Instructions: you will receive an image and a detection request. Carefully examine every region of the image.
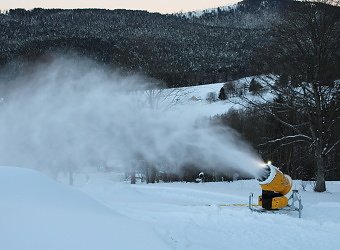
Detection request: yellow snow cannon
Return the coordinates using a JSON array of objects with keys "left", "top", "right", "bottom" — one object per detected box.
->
[
  {"left": 257, "top": 163, "right": 292, "bottom": 210},
  {"left": 249, "top": 162, "right": 303, "bottom": 218}
]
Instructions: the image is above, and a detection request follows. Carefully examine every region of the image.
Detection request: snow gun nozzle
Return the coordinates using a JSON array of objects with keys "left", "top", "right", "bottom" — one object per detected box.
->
[{"left": 257, "top": 163, "right": 271, "bottom": 183}]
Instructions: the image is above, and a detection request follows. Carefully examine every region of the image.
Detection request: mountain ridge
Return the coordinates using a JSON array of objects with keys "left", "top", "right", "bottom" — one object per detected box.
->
[{"left": 0, "top": 0, "right": 338, "bottom": 87}]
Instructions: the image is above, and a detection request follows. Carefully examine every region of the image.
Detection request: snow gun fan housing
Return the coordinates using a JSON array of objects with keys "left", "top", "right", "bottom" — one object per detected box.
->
[{"left": 257, "top": 164, "right": 292, "bottom": 210}]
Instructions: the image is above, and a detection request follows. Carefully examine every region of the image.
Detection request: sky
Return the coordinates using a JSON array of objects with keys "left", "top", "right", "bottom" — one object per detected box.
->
[{"left": 0, "top": 0, "right": 238, "bottom": 13}]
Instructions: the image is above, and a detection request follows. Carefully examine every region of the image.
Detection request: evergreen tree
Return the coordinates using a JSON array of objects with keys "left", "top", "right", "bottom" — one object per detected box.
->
[{"left": 218, "top": 87, "right": 226, "bottom": 100}]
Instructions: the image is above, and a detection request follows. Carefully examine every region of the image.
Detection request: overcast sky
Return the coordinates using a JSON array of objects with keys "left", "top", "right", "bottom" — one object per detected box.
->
[{"left": 0, "top": 0, "right": 238, "bottom": 13}]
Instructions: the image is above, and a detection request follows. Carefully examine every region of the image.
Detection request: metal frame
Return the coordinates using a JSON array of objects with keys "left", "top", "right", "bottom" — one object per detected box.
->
[{"left": 249, "top": 190, "right": 303, "bottom": 218}]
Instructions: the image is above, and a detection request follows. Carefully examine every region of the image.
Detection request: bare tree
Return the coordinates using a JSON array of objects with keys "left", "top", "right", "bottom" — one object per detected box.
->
[
  {"left": 144, "top": 86, "right": 190, "bottom": 111},
  {"left": 241, "top": 0, "right": 340, "bottom": 192}
]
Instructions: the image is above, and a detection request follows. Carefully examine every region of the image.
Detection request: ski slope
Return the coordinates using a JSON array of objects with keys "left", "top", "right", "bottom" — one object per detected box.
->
[
  {"left": 160, "top": 75, "right": 275, "bottom": 118},
  {"left": 0, "top": 166, "right": 169, "bottom": 250},
  {"left": 1, "top": 166, "right": 340, "bottom": 250}
]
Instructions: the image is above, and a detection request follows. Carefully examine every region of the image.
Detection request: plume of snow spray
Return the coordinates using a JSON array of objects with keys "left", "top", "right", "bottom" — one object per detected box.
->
[{"left": 0, "top": 56, "right": 265, "bottom": 178}]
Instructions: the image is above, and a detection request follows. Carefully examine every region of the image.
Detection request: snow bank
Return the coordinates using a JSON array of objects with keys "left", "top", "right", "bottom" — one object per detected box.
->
[{"left": 0, "top": 166, "right": 169, "bottom": 250}]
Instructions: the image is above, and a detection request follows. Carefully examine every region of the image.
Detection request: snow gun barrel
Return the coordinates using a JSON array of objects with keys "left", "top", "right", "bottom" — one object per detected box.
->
[{"left": 256, "top": 164, "right": 292, "bottom": 210}]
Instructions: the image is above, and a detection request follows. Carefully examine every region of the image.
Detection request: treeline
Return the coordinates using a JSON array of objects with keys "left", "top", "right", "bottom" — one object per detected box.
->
[
  {"left": 218, "top": 106, "right": 340, "bottom": 181},
  {"left": 0, "top": 1, "right": 318, "bottom": 87},
  {"left": 127, "top": 163, "right": 244, "bottom": 184}
]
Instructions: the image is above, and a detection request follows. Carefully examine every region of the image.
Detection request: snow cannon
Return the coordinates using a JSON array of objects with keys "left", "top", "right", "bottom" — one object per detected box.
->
[
  {"left": 256, "top": 163, "right": 292, "bottom": 210},
  {"left": 249, "top": 162, "right": 303, "bottom": 217}
]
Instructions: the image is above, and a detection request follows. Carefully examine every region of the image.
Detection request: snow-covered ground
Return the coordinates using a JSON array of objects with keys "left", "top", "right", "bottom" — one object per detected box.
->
[
  {"left": 0, "top": 167, "right": 169, "bottom": 250},
  {"left": 160, "top": 75, "right": 275, "bottom": 118},
  {"left": 171, "top": 82, "right": 233, "bottom": 117},
  {"left": 2, "top": 166, "right": 340, "bottom": 250}
]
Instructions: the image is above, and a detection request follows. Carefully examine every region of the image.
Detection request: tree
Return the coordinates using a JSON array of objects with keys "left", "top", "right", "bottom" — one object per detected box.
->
[
  {"left": 130, "top": 170, "right": 136, "bottom": 184},
  {"left": 206, "top": 92, "right": 218, "bottom": 103},
  {"left": 222, "top": 81, "right": 238, "bottom": 98},
  {"left": 218, "top": 87, "right": 226, "bottom": 100},
  {"left": 143, "top": 83, "right": 189, "bottom": 111},
  {"left": 246, "top": 0, "right": 340, "bottom": 192},
  {"left": 248, "top": 78, "right": 263, "bottom": 94}
]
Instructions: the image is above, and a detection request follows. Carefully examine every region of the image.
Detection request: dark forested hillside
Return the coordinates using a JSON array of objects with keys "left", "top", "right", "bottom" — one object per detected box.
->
[
  {"left": 0, "top": 0, "right": 339, "bottom": 86},
  {"left": 0, "top": 1, "right": 281, "bottom": 86}
]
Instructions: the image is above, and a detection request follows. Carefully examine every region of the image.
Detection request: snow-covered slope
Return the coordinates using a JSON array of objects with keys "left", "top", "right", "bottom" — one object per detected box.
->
[
  {"left": 181, "top": 2, "right": 238, "bottom": 18},
  {"left": 0, "top": 166, "right": 169, "bottom": 250},
  {"left": 77, "top": 172, "right": 340, "bottom": 250},
  {"left": 159, "top": 75, "right": 273, "bottom": 118},
  {"left": 2, "top": 167, "right": 340, "bottom": 250},
  {"left": 172, "top": 82, "right": 233, "bottom": 117}
]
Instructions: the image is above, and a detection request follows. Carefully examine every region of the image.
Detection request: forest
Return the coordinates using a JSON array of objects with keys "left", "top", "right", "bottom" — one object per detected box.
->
[{"left": 2, "top": 0, "right": 338, "bottom": 87}]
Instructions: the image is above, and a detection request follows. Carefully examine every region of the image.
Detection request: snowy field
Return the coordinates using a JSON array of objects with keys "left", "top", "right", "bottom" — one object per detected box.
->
[
  {"left": 161, "top": 75, "right": 275, "bottom": 118},
  {"left": 1, "top": 166, "right": 340, "bottom": 250},
  {"left": 174, "top": 82, "right": 232, "bottom": 117}
]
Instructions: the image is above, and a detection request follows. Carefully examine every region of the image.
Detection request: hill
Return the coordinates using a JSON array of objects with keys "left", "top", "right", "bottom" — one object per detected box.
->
[{"left": 1, "top": 0, "right": 338, "bottom": 87}]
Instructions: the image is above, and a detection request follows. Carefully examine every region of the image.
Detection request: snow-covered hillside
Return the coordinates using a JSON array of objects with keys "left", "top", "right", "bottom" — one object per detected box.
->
[
  {"left": 170, "top": 82, "right": 232, "bottom": 117},
  {"left": 180, "top": 2, "right": 238, "bottom": 18},
  {"left": 160, "top": 75, "right": 273, "bottom": 118},
  {"left": 0, "top": 166, "right": 169, "bottom": 250},
  {"left": 2, "top": 167, "right": 340, "bottom": 250}
]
